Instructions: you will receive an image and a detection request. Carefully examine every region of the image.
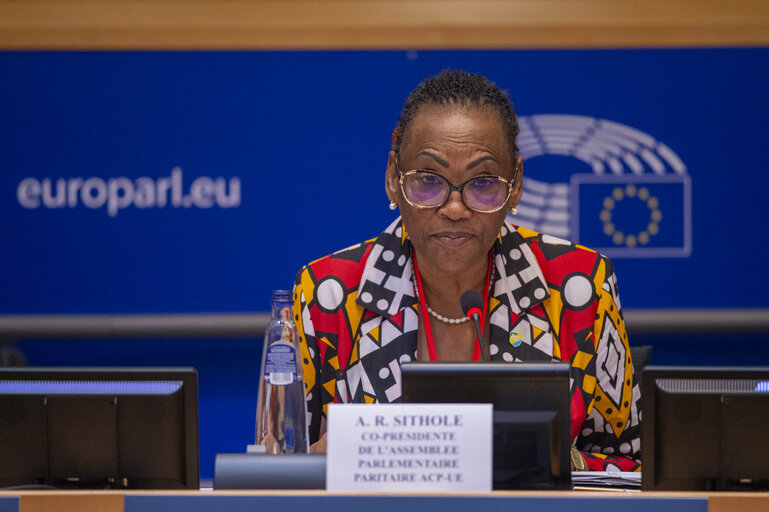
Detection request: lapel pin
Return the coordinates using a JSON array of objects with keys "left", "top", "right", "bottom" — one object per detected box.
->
[{"left": 509, "top": 331, "right": 523, "bottom": 347}]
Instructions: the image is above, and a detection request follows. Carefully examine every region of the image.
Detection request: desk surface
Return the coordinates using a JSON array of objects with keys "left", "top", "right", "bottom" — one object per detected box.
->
[{"left": 1, "top": 490, "right": 769, "bottom": 512}]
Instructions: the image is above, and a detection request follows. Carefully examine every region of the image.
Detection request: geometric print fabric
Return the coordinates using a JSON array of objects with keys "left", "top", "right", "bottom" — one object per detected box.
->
[{"left": 294, "top": 217, "right": 641, "bottom": 471}]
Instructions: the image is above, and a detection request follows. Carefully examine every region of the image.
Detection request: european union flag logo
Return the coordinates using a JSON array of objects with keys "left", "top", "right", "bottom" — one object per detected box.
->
[{"left": 570, "top": 174, "right": 691, "bottom": 258}]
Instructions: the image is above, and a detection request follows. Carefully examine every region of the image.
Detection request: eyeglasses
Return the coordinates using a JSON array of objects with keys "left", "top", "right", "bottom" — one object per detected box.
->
[{"left": 396, "top": 163, "right": 516, "bottom": 213}]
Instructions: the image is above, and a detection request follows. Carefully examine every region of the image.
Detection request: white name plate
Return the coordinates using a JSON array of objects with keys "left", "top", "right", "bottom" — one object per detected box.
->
[{"left": 326, "top": 403, "right": 492, "bottom": 492}]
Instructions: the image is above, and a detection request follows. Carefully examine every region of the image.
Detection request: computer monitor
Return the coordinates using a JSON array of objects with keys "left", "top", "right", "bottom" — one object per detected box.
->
[
  {"left": 0, "top": 367, "right": 199, "bottom": 489},
  {"left": 642, "top": 366, "right": 769, "bottom": 491},
  {"left": 400, "top": 362, "right": 571, "bottom": 490}
]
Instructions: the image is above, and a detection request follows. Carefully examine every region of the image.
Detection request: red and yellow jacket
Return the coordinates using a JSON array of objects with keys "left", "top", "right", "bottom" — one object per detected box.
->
[{"left": 293, "top": 217, "right": 641, "bottom": 471}]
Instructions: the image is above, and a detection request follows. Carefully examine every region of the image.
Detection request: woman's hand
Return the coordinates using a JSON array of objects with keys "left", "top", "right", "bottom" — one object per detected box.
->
[
  {"left": 310, "top": 433, "right": 327, "bottom": 453},
  {"left": 570, "top": 446, "right": 587, "bottom": 471}
]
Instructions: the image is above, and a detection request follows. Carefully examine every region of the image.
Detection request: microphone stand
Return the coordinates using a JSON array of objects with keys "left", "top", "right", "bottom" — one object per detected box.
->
[
  {"left": 461, "top": 289, "right": 489, "bottom": 362},
  {"left": 470, "top": 313, "right": 489, "bottom": 361}
]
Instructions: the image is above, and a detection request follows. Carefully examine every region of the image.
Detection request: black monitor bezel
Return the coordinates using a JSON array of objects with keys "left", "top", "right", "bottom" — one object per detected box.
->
[
  {"left": 642, "top": 365, "right": 769, "bottom": 491},
  {"left": 400, "top": 361, "right": 572, "bottom": 490},
  {"left": 0, "top": 366, "right": 199, "bottom": 490}
]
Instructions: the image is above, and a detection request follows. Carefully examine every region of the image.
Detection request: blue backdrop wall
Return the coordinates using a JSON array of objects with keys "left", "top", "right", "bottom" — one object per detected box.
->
[{"left": 2, "top": 49, "right": 768, "bottom": 479}]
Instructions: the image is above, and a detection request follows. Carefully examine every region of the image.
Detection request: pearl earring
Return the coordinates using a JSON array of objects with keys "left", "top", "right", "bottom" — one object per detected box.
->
[
  {"left": 511, "top": 207, "right": 518, "bottom": 215},
  {"left": 389, "top": 201, "right": 398, "bottom": 211}
]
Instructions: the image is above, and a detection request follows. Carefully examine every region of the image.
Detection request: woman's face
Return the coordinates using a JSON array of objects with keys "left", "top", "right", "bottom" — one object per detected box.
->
[{"left": 386, "top": 105, "right": 523, "bottom": 276}]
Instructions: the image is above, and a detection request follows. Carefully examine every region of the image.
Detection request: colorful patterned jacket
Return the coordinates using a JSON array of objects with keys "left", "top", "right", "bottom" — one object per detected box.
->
[{"left": 293, "top": 217, "right": 641, "bottom": 471}]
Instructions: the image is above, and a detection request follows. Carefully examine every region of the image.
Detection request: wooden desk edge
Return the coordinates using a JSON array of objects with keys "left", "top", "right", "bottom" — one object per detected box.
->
[{"left": 1, "top": 489, "right": 768, "bottom": 512}]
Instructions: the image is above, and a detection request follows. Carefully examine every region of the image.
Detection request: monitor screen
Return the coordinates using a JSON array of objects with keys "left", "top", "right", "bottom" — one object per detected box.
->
[
  {"left": 400, "top": 362, "right": 571, "bottom": 490},
  {"left": 642, "top": 366, "right": 769, "bottom": 491},
  {"left": 0, "top": 367, "right": 199, "bottom": 490}
]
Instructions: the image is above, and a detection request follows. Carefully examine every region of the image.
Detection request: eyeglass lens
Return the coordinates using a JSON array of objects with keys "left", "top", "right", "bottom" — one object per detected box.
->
[{"left": 402, "top": 172, "right": 509, "bottom": 212}]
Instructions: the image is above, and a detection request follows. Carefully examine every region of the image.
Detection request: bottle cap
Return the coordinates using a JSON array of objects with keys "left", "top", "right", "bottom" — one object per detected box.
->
[{"left": 271, "top": 289, "right": 292, "bottom": 303}]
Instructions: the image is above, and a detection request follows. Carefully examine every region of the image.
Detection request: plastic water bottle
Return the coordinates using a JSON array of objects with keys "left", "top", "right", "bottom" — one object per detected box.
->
[{"left": 254, "top": 289, "right": 309, "bottom": 454}]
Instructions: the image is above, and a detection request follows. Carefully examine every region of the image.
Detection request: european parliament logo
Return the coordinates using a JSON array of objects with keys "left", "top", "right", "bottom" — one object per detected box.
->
[{"left": 514, "top": 115, "right": 691, "bottom": 258}]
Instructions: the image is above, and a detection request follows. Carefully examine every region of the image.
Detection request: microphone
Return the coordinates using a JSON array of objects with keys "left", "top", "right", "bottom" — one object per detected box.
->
[{"left": 461, "top": 290, "right": 489, "bottom": 361}]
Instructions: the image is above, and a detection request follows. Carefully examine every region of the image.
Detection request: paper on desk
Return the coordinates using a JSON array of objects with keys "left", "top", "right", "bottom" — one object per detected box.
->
[{"left": 571, "top": 471, "right": 641, "bottom": 489}]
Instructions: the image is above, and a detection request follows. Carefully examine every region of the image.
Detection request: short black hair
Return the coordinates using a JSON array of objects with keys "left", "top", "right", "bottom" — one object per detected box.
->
[{"left": 394, "top": 69, "right": 520, "bottom": 160}]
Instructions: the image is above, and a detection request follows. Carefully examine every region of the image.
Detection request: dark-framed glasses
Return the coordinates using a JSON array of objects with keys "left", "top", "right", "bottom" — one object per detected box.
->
[{"left": 396, "top": 165, "right": 515, "bottom": 213}]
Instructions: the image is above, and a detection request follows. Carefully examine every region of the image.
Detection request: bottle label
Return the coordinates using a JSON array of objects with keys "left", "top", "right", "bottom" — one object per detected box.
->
[{"left": 264, "top": 343, "right": 297, "bottom": 385}]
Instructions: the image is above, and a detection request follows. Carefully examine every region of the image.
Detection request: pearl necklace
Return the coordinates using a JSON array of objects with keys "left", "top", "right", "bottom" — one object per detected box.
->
[
  {"left": 413, "top": 282, "right": 469, "bottom": 324},
  {"left": 411, "top": 266, "right": 494, "bottom": 325}
]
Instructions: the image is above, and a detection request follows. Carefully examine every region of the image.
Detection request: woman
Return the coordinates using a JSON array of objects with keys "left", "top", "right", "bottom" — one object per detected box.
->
[{"left": 292, "top": 70, "right": 640, "bottom": 471}]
